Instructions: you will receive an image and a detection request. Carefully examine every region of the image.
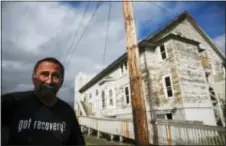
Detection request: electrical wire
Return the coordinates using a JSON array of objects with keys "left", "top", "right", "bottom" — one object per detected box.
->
[
  {"left": 149, "top": 2, "right": 177, "bottom": 17},
  {"left": 63, "top": 2, "right": 90, "bottom": 64},
  {"left": 64, "top": 2, "right": 102, "bottom": 69},
  {"left": 103, "top": 2, "right": 112, "bottom": 66},
  {"left": 47, "top": 4, "right": 72, "bottom": 55}
]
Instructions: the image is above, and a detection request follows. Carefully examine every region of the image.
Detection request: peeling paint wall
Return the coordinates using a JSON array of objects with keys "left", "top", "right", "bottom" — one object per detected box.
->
[
  {"left": 171, "top": 19, "right": 225, "bottom": 106},
  {"left": 143, "top": 39, "right": 185, "bottom": 121},
  {"left": 171, "top": 19, "right": 225, "bottom": 126},
  {"left": 173, "top": 40, "right": 211, "bottom": 107},
  {"left": 147, "top": 18, "right": 224, "bottom": 125},
  {"left": 155, "top": 19, "right": 225, "bottom": 106},
  {"left": 172, "top": 39, "right": 217, "bottom": 125}
]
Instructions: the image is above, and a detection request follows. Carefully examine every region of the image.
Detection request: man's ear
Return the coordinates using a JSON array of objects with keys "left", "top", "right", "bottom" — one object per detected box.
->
[
  {"left": 32, "top": 74, "right": 36, "bottom": 86},
  {"left": 59, "top": 79, "right": 64, "bottom": 88}
]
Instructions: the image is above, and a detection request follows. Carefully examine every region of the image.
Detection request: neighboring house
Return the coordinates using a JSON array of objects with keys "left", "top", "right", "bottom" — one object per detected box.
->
[
  {"left": 74, "top": 72, "right": 96, "bottom": 116},
  {"left": 75, "top": 11, "right": 225, "bottom": 126}
]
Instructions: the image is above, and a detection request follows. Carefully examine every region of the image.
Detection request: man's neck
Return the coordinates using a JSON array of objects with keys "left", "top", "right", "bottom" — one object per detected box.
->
[{"left": 34, "top": 90, "right": 58, "bottom": 107}]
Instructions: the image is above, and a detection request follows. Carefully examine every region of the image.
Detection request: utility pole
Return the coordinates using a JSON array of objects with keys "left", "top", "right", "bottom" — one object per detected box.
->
[{"left": 122, "top": 1, "right": 149, "bottom": 146}]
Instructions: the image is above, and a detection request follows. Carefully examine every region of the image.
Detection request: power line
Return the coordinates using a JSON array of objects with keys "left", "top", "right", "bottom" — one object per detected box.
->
[
  {"left": 63, "top": 2, "right": 90, "bottom": 64},
  {"left": 47, "top": 5, "right": 72, "bottom": 55},
  {"left": 103, "top": 2, "right": 112, "bottom": 66},
  {"left": 64, "top": 2, "right": 102, "bottom": 69},
  {"left": 149, "top": 2, "right": 178, "bottom": 17},
  {"left": 64, "top": 2, "right": 102, "bottom": 70}
]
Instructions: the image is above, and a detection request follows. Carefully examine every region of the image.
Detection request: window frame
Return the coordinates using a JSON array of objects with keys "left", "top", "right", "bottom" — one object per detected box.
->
[
  {"left": 159, "top": 44, "right": 168, "bottom": 60},
  {"left": 101, "top": 90, "right": 106, "bottom": 108},
  {"left": 162, "top": 74, "right": 174, "bottom": 98},
  {"left": 166, "top": 113, "right": 173, "bottom": 120},
  {"left": 108, "top": 89, "right": 114, "bottom": 106},
  {"left": 157, "top": 113, "right": 173, "bottom": 120},
  {"left": 124, "top": 86, "right": 131, "bottom": 105}
]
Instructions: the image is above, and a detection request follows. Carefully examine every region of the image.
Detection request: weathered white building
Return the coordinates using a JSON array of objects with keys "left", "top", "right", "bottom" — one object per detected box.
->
[{"left": 75, "top": 11, "right": 225, "bottom": 127}]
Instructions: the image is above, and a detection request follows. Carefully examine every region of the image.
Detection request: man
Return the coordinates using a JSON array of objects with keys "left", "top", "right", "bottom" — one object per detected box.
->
[{"left": 1, "top": 57, "right": 85, "bottom": 145}]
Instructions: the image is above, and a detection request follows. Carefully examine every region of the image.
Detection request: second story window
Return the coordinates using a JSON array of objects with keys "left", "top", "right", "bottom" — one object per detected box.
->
[
  {"left": 160, "top": 44, "right": 167, "bottom": 60},
  {"left": 164, "top": 76, "right": 173, "bottom": 98}
]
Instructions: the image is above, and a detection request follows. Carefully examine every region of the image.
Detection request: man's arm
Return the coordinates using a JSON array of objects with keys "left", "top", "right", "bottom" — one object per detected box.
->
[
  {"left": 1, "top": 93, "right": 15, "bottom": 145},
  {"left": 1, "top": 93, "right": 15, "bottom": 126},
  {"left": 67, "top": 112, "right": 85, "bottom": 145}
]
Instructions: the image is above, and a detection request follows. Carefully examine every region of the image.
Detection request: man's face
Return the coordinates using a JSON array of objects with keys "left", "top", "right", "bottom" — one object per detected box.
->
[{"left": 32, "top": 61, "right": 63, "bottom": 96}]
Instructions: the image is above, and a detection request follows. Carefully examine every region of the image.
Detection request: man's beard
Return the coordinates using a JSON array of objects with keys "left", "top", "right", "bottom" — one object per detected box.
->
[
  {"left": 35, "top": 82, "right": 58, "bottom": 102},
  {"left": 39, "top": 83, "right": 58, "bottom": 94}
]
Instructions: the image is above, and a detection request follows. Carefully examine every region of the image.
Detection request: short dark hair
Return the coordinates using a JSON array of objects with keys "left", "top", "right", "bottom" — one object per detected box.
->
[{"left": 33, "top": 57, "right": 65, "bottom": 78}]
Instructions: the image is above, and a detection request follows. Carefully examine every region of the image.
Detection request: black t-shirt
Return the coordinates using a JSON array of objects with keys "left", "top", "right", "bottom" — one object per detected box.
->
[{"left": 1, "top": 91, "right": 85, "bottom": 145}]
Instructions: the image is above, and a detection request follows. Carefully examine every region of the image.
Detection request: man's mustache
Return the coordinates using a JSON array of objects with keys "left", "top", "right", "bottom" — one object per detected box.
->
[{"left": 39, "top": 82, "right": 58, "bottom": 93}]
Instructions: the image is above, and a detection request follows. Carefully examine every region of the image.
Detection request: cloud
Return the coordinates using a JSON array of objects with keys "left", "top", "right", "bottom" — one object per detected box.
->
[{"left": 213, "top": 34, "right": 225, "bottom": 55}]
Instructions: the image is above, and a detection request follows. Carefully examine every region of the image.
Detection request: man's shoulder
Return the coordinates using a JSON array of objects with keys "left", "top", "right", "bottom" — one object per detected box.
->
[
  {"left": 57, "top": 99, "right": 75, "bottom": 113},
  {"left": 2, "top": 90, "right": 34, "bottom": 101}
]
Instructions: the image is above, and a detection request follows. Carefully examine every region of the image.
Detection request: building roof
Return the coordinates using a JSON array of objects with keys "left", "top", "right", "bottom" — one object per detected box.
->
[
  {"left": 79, "top": 11, "right": 225, "bottom": 93},
  {"left": 145, "top": 11, "right": 225, "bottom": 60}
]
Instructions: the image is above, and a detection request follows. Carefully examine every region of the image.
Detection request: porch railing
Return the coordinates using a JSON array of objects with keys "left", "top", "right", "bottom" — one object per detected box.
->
[{"left": 78, "top": 116, "right": 225, "bottom": 145}]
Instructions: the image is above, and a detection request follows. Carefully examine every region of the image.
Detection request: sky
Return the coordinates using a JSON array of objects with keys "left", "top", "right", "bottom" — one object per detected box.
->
[{"left": 1, "top": 1, "right": 225, "bottom": 103}]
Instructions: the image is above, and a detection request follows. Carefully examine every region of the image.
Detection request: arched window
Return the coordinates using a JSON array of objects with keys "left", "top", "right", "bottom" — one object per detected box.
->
[
  {"left": 109, "top": 98, "right": 113, "bottom": 106},
  {"left": 109, "top": 89, "right": 113, "bottom": 97},
  {"left": 109, "top": 89, "right": 114, "bottom": 106},
  {"left": 102, "top": 91, "right": 105, "bottom": 108}
]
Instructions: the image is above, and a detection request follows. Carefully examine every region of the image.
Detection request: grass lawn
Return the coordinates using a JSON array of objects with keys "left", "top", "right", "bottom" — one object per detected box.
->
[{"left": 84, "top": 135, "right": 131, "bottom": 145}]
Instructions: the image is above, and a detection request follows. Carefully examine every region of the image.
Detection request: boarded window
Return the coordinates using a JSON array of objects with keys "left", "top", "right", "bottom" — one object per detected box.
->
[
  {"left": 125, "top": 87, "right": 130, "bottom": 104},
  {"left": 160, "top": 45, "right": 167, "bottom": 60},
  {"left": 157, "top": 114, "right": 165, "bottom": 119},
  {"left": 164, "top": 76, "right": 173, "bottom": 98}
]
